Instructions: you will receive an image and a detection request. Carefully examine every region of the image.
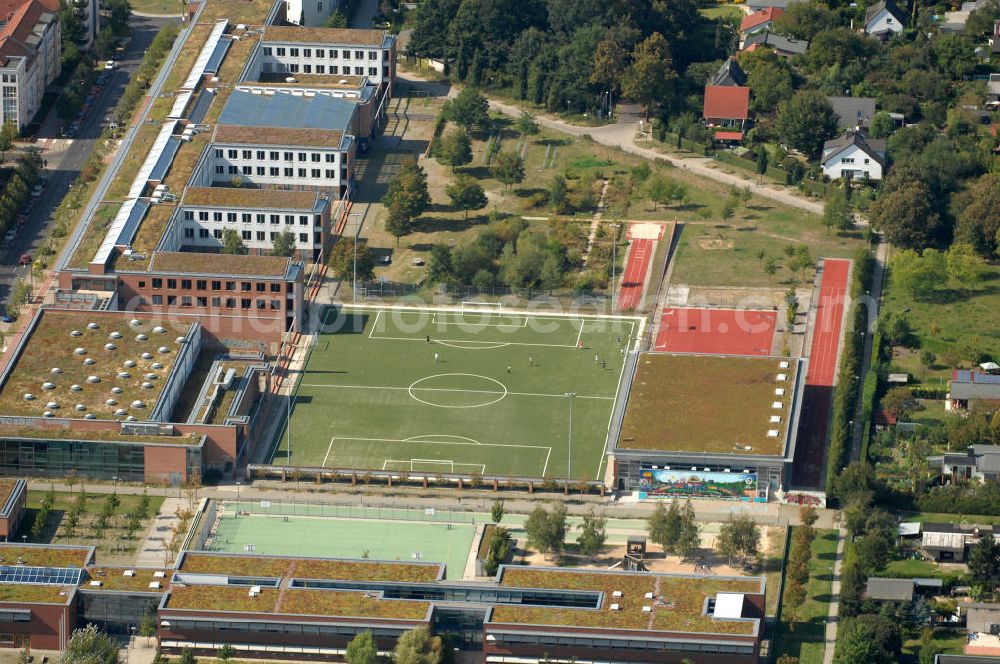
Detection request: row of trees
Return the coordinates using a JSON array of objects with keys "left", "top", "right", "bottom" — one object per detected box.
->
[
  {"left": 783, "top": 506, "right": 819, "bottom": 627},
  {"left": 523, "top": 503, "right": 607, "bottom": 557},
  {"left": 409, "top": 0, "right": 716, "bottom": 117},
  {"left": 889, "top": 243, "right": 988, "bottom": 299}
]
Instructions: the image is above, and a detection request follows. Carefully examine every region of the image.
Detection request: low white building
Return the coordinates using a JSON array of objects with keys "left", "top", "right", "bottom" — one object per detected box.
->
[
  {"left": 283, "top": 0, "right": 338, "bottom": 27},
  {"left": 0, "top": 0, "right": 61, "bottom": 130},
  {"left": 259, "top": 26, "right": 396, "bottom": 90},
  {"left": 821, "top": 131, "right": 886, "bottom": 181},
  {"left": 864, "top": 0, "right": 906, "bottom": 37}
]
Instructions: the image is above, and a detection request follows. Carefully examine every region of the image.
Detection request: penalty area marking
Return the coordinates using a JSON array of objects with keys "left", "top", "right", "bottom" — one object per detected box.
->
[{"left": 322, "top": 435, "right": 552, "bottom": 472}]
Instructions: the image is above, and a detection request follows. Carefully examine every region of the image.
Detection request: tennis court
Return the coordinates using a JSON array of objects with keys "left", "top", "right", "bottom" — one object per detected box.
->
[
  {"left": 273, "top": 305, "right": 642, "bottom": 479},
  {"left": 209, "top": 505, "right": 476, "bottom": 579}
]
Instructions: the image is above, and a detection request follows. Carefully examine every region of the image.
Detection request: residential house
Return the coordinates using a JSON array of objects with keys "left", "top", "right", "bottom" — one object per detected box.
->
[
  {"left": 936, "top": 655, "right": 1000, "bottom": 663},
  {"left": 821, "top": 131, "right": 886, "bottom": 181},
  {"left": 745, "top": 0, "right": 795, "bottom": 12},
  {"left": 928, "top": 445, "right": 1000, "bottom": 483},
  {"left": 865, "top": 577, "right": 943, "bottom": 604},
  {"left": 966, "top": 603, "right": 1000, "bottom": 657},
  {"left": 940, "top": 1, "right": 985, "bottom": 34},
  {"left": 741, "top": 32, "right": 809, "bottom": 57},
  {"left": 739, "top": 7, "right": 783, "bottom": 40},
  {"left": 827, "top": 96, "right": 878, "bottom": 131},
  {"left": 709, "top": 58, "right": 748, "bottom": 87},
  {"left": 947, "top": 370, "right": 1000, "bottom": 412},
  {"left": 865, "top": 0, "right": 906, "bottom": 38},
  {"left": 703, "top": 85, "right": 751, "bottom": 143},
  {"left": 0, "top": 0, "right": 61, "bottom": 130}
]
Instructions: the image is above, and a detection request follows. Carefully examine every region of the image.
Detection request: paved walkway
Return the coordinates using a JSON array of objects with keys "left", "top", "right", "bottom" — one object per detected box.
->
[
  {"left": 27, "top": 479, "right": 838, "bottom": 529},
  {"left": 823, "top": 528, "right": 846, "bottom": 664},
  {"left": 134, "top": 497, "right": 185, "bottom": 567}
]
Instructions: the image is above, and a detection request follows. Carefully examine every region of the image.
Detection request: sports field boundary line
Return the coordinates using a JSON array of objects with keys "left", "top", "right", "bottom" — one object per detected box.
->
[
  {"left": 302, "top": 383, "right": 615, "bottom": 400},
  {"left": 367, "top": 333, "right": 581, "bottom": 349},
  {"left": 337, "top": 302, "right": 648, "bottom": 326}
]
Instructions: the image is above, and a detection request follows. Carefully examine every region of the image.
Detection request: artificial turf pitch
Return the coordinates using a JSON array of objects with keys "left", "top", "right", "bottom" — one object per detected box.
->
[{"left": 273, "top": 305, "right": 640, "bottom": 479}]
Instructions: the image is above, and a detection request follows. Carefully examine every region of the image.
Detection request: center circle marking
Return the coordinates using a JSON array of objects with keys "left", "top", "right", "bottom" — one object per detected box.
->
[{"left": 407, "top": 373, "right": 508, "bottom": 408}]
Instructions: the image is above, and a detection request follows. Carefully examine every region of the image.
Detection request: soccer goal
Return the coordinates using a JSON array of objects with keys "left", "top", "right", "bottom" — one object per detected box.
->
[
  {"left": 383, "top": 459, "right": 487, "bottom": 474},
  {"left": 460, "top": 301, "right": 504, "bottom": 315}
]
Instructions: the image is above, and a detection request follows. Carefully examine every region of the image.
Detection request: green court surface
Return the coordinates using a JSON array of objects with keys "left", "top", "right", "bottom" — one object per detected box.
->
[
  {"left": 274, "top": 305, "right": 641, "bottom": 479},
  {"left": 210, "top": 509, "right": 476, "bottom": 579}
]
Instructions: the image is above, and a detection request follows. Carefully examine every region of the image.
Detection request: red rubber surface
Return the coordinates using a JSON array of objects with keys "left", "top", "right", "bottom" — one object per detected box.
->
[
  {"left": 654, "top": 307, "right": 777, "bottom": 356},
  {"left": 617, "top": 239, "right": 653, "bottom": 312}
]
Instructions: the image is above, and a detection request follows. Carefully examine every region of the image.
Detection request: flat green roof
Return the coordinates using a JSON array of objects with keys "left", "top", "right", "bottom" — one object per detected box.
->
[{"left": 618, "top": 354, "right": 795, "bottom": 456}]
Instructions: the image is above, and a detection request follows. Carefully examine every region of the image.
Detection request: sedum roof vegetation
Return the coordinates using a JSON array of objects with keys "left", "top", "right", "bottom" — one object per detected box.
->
[
  {"left": 0, "top": 584, "right": 71, "bottom": 604},
  {"left": 619, "top": 354, "right": 794, "bottom": 456},
  {"left": 166, "top": 585, "right": 430, "bottom": 620},
  {"left": 83, "top": 567, "right": 172, "bottom": 592},
  {"left": 493, "top": 569, "right": 761, "bottom": 635},
  {"left": 183, "top": 187, "right": 319, "bottom": 210},
  {"left": 0, "top": 545, "right": 92, "bottom": 568},
  {"left": 0, "top": 425, "right": 200, "bottom": 445},
  {"left": 0, "top": 311, "right": 191, "bottom": 420},
  {"left": 0, "top": 479, "right": 18, "bottom": 508},
  {"left": 178, "top": 553, "right": 442, "bottom": 583},
  {"left": 263, "top": 26, "right": 388, "bottom": 46},
  {"left": 149, "top": 252, "right": 292, "bottom": 278}
]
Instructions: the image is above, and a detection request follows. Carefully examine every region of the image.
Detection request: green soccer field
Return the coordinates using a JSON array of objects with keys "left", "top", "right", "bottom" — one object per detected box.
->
[
  {"left": 210, "top": 507, "right": 475, "bottom": 579},
  {"left": 272, "top": 305, "right": 642, "bottom": 479}
]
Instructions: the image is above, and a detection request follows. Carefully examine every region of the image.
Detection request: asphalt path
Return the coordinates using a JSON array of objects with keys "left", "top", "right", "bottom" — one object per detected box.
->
[{"left": 0, "top": 15, "right": 175, "bottom": 309}]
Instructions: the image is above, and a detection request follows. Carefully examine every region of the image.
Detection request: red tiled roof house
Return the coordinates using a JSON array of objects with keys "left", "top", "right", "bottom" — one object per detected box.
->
[
  {"left": 739, "top": 7, "right": 783, "bottom": 38},
  {"left": 703, "top": 85, "right": 751, "bottom": 143}
]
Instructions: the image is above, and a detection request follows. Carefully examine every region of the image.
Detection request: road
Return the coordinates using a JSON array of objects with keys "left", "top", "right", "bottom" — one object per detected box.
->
[{"left": 0, "top": 15, "right": 175, "bottom": 310}]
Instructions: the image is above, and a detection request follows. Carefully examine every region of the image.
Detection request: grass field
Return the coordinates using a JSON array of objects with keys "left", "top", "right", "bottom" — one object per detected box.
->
[
  {"left": 209, "top": 507, "right": 474, "bottom": 580},
  {"left": 274, "top": 305, "right": 640, "bottom": 479},
  {"left": 882, "top": 263, "right": 1000, "bottom": 384},
  {"left": 772, "top": 529, "right": 839, "bottom": 664}
]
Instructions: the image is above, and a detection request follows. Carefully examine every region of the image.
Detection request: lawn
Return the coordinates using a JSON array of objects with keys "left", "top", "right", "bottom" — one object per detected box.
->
[
  {"left": 19, "top": 489, "right": 165, "bottom": 564},
  {"left": 883, "top": 557, "right": 943, "bottom": 578},
  {"left": 881, "top": 263, "right": 1000, "bottom": 384},
  {"left": 127, "top": 0, "right": 182, "bottom": 15},
  {"left": 700, "top": 4, "right": 745, "bottom": 20},
  {"left": 274, "top": 305, "right": 639, "bottom": 480},
  {"left": 772, "top": 529, "right": 839, "bottom": 664},
  {"left": 902, "top": 630, "right": 966, "bottom": 662},
  {"left": 669, "top": 219, "right": 862, "bottom": 289}
]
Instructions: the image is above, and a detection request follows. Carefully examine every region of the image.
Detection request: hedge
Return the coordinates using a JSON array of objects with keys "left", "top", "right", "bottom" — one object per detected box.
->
[{"left": 825, "top": 247, "right": 876, "bottom": 498}]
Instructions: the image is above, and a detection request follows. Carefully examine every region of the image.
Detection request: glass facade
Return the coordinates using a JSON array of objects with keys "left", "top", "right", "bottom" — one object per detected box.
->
[
  {"left": 0, "top": 439, "right": 145, "bottom": 481},
  {"left": 78, "top": 591, "right": 162, "bottom": 636}
]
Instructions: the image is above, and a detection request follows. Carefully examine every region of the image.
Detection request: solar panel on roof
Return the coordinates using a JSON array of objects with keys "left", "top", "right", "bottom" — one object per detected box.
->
[{"left": 0, "top": 566, "right": 83, "bottom": 586}]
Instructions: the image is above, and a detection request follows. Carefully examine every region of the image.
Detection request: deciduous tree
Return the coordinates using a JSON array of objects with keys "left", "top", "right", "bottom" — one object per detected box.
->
[
  {"left": 221, "top": 229, "right": 246, "bottom": 255},
  {"left": 576, "top": 509, "right": 607, "bottom": 555},
  {"left": 621, "top": 33, "right": 676, "bottom": 119},
  {"left": 775, "top": 90, "right": 838, "bottom": 160},
  {"left": 491, "top": 151, "right": 525, "bottom": 191},
  {"left": 328, "top": 237, "right": 375, "bottom": 282},
  {"left": 436, "top": 127, "right": 473, "bottom": 171},
  {"left": 446, "top": 174, "right": 488, "bottom": 219},
  {"left": 345, "top": 632, "right": 378, "bottom": 664},
  {"left": 443, "top": 88, "right": 489, "bottom": 131},
  {"left": 271, "top": 230, "right": 296, "bottom": 257}
]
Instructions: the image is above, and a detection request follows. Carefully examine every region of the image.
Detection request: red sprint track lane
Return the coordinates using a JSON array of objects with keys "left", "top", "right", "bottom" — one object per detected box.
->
[
  {"left": 807, "top": 259, "right": 850, "bottom": 387},
  {"left": 617, "top": 238, "right": 653, "bottom": 312},
  {"left": 791, "top": 258, "right": 851, "bottom": 488}
]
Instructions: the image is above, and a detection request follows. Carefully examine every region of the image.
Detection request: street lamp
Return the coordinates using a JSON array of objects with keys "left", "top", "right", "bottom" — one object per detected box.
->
[
  {"left": 235, "top": 478, "right": 241, "bottom": 517},
  {"left": 565, "top": 392, "right": 576, "bottom": 477}
]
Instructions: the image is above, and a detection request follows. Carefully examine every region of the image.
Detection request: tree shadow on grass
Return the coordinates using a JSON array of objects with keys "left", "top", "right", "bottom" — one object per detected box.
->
[
  {"left": 417, "top": 216, "right": 484, "bottom": 234},
  {"left": 536, "top": 137, "right": 571, "bottom": 147}
]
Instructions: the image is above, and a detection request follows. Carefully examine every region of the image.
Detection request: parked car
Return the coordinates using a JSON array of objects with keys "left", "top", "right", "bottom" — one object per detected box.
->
[
  {"left": 4, "top": 228, "right": 17, "bottom": 245},
  {"left": 1, "top": 315, "right": 13, "bottom": 324},
  {"left": 18, "top": 254, "right": 31, "bottom": 266},
  {"left": 103, "top": 60, "right": 117, "bottom": 70},
  {"left": 30, "top": 183, "right": 44, "bottom": 198}
]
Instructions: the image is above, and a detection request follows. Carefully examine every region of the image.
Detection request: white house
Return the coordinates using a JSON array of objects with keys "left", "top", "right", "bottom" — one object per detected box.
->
[
  {"left": 259, "top": 26, "right": 396, "bottom": 91},
  {"left": 821, "top": 132, "right": 886, "bottom": 181},
  {"left": 865, "top": 0, "right": 906, "bottom": 37},
  {"left": 283, "top": 0, "right": 339, "bottom": 27}
]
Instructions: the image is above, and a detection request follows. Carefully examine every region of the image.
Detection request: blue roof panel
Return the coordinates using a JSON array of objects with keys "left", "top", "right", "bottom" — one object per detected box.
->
[
  {"left": 205, "top": 36, "right": 231, "bottom": 74},
  {"left": 218, "top": 90, "right": 355, "bottom": 133}
]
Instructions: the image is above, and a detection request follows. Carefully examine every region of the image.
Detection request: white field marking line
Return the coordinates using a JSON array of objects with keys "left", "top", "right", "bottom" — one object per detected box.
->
[
  {"left": 304, "top": 383, "right": 614, "bottom": 400},
  {"left": 368, "top": 333, "right": 579, "bottom": 350},
  {"left": 433, "top": 340, "right": 511, "bottom": 351},
  {"left": 367, "top": 309, "right": 382, "bottom": 340},
  {"left": 405, "top": 433, "right": 482, "bottom": 445},
  {"left": 575, "top": 320, "right": 585, "bottom": 347},
  {"left": 410, "top": 458, "right": 454, "bottom": 470},
  {"left": 430, "top": 312, "right": 529, "bottom": 328},
  {"left": 322, "top": 436, "right": 337, "bottom": 467},
  {"left": 329, "top": 436, "right": 552, "bottom": 450},
  {"left": 340, "top": 302, "right": 644, "bottom": 324},
  {"left": 542, "top": 446, "right": 551, "bottom": 477}
]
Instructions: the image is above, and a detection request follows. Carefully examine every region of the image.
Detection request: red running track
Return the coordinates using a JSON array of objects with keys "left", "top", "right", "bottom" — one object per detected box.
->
[
  {"left": 655, "top": 307, "right": 777, "bottom": 356},
  {"left": 617, "top": 238, "right": 653, "bottom": 312},
  {"left": 791, "top": 258, "right": 851, "bottom": 488},
  {"left": 806, "top": 259, "right": 850, "bottom": 387}
]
